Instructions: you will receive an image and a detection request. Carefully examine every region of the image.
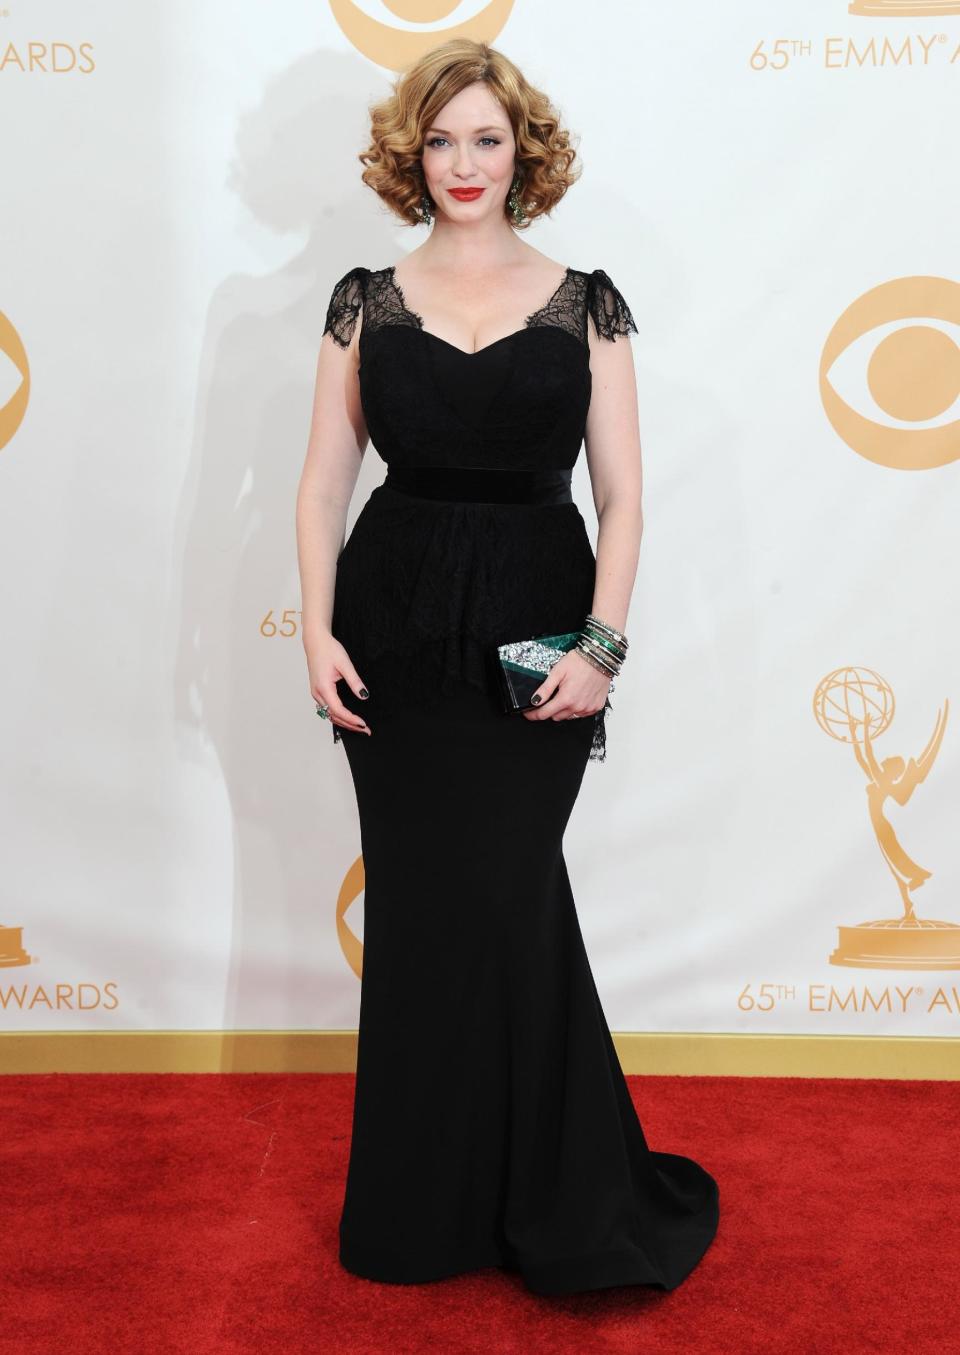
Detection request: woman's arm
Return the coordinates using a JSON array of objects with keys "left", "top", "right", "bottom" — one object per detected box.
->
[
  {"left": 295, "top": 317, "right": 372, "bottom": 733},
  {"left": 582, "top": 324, "right": 644, "bottom": 636},
  {"left": 524, "top": 324, "right": 642, "bottom": 723}
]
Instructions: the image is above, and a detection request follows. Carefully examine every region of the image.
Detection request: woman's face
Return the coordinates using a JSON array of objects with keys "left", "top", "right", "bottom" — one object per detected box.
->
[{"left": 420, "top": 80, "right": 517, "bottom": 221}]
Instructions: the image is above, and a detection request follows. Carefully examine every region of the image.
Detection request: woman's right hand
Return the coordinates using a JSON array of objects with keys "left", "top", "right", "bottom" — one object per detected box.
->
[{"left": 306, "top": 632, "right": 372, "bottom": 736}]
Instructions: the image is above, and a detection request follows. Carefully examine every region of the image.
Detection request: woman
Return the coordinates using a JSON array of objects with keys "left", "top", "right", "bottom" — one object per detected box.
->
[{"left": 296, "top": 38, "right": 719, "bottom": 1296}]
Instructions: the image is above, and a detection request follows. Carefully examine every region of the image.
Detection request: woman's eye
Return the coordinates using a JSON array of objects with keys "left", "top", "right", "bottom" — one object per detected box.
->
[{"left": 425, "top": 137, "right": 501, "bottom": 148}]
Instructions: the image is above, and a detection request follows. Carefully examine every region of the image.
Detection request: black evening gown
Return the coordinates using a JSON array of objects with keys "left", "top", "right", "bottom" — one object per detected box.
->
[{"left": 322, "top": 263, "right": 719, "bottom": 1296}]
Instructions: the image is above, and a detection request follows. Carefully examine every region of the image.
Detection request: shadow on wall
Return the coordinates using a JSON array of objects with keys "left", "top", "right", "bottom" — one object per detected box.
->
[{"left": 169, "top": 46, "right": 402, "bottom": 1039}]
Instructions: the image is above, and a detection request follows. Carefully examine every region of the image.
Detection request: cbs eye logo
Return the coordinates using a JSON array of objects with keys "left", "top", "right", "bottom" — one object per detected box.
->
[
  {"left": 849, "top": 2, "right": 960, "bottom": 14},
  {"left": 329, "top": 0, "right": 515, "bottom": 69},
  {"left": 819, "top": 277, "right": 960, "bottom": 471},
  {"left": 0, "top": 311, "right": 30, "bottom": 453}
]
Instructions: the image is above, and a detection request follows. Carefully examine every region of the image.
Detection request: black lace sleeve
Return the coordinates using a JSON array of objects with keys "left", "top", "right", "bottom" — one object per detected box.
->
[
  {"left": 587, "top": 268, "right": 638, "bottom": 341},
  {"left": 322, "top": 266, "right": 366, "bottom": 348}
]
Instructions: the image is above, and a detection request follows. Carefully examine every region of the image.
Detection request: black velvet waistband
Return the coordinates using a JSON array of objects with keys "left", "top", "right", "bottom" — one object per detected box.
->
[{"left": 382, "top": 465, "right": 574, "bottom": 505}]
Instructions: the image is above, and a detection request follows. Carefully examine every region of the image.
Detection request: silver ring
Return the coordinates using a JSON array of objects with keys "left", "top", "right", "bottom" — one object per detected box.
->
[{"left": 316, "top": 703, "right": 330, "bottom": 720}]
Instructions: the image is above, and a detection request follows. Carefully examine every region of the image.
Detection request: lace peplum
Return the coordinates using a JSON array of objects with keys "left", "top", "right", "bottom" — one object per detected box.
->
[{"left": 320, "top": 262, "right": 638, "bottom": 762}]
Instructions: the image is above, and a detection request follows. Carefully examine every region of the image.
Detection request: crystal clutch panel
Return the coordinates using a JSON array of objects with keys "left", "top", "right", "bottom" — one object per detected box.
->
[{"left": 494, "top": 630, "right": 581, "bottom": 713}]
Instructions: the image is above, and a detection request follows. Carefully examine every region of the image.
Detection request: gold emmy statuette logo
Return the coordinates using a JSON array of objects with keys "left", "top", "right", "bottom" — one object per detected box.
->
[
  {"left": 819, "top": 277, "right": 960, "bottom": 470},
  {"left": 0, "top": 924, "right": 33, "bottom": 968},
  {"left": 849, "top": 2, "right": 960, "bottom": 15},
  {"left": 0, "top": 311, "right": 30, "bottom": 451},
  {"left": 336, "top": 856, "right": 365, "bottom": 978},
  {"left": 813, "top": 667, "right": 960, "bottom": 969},
  {"left": 329, "top": 0, "right": 516, "bottom": 71}
]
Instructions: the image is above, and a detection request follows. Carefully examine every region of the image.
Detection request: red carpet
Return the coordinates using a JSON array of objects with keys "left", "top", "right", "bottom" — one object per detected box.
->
[{"left": 2, "top": 1072, "right": 956, "bottom": 1353}]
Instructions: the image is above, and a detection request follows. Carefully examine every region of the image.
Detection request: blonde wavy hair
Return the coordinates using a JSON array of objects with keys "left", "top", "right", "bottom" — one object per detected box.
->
[{"left": 358, "top": 38, "right": 580, "bottom": 230}]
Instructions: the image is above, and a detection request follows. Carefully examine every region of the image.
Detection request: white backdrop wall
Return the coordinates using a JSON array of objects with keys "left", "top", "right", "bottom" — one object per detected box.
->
[{"left": 2, "top": 1, "right": 959, "bottom": 1039}]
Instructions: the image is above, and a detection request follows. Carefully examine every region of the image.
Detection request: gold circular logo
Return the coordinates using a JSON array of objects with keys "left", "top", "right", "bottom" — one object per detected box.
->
[
  {"left": 336, "top": 855, "right": 365, "bottom": 978},
  {"left": 819, "top": 277, "right": 960, "bottom": 470},
  {"left": 0, "top": 311, "right": 30, "bottom": 452},
  {"left": 813, "top": 666, "right": 894, "bottom": 744},
  {"left": 329, "top": 0, "right": 516, "bottom": 70}
]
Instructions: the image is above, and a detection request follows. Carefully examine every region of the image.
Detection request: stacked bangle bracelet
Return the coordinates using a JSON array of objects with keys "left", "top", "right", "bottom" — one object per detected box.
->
[{"left": 575, "top": 613, "right": 628, "bottom": 685}]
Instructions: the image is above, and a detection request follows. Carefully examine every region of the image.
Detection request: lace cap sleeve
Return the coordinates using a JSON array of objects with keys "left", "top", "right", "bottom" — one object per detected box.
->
[
  {"left": 322, "top": 266, "right": 366, "bottom": 348},
  {"left": 587, "top": 268, "right": 638, "bottom": 342}
]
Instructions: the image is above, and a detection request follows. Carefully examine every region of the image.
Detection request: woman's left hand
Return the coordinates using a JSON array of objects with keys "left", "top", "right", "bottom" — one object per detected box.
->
[{"left": 522, "top": 648, "right": 610, "bottom": 723}]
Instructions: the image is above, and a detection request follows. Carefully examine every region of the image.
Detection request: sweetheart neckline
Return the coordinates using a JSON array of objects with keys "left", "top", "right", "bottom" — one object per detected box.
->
[
  {"left": 385, "top": 263, "right": 573, "bottom": 358},
  {"left": 421, "top": 325, "right": 559, "bottom": 360}
]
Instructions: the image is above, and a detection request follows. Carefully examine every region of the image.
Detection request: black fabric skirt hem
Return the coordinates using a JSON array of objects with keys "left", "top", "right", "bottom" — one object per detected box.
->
[{"left": 339, "top": 1204, "right": 719, "bottom": 1297}]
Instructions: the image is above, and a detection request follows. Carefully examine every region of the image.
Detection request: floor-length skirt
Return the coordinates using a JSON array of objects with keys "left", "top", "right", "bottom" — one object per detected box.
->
[{"left": 335, "top": 674, "right": 719, "bottom": 1296}]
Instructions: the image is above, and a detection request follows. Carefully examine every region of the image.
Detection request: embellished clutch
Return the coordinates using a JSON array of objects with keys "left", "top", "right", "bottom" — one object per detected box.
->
[{"left": 494, "top": 630, "right": 581, "bottom": 714}]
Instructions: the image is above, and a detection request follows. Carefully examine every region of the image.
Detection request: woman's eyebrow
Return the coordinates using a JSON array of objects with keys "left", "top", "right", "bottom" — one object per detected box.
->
[{"left": 425, "top": 124, "right": 508, "bottom": 135}]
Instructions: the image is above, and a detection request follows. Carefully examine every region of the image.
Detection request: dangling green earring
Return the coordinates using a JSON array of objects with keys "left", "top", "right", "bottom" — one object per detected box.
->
[{"left": 506, "top": 172, "right": 526, "bottom": 225}]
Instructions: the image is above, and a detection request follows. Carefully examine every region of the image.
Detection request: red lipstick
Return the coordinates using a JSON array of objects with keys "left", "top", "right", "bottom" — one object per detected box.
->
[{"left": 447, "top": 188, "right": 485, "bottom": 201}]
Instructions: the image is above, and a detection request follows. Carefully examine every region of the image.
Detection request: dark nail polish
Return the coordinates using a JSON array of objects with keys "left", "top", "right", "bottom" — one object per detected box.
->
[
  {"left": 531, "top": 694, "right": 542, "bottom": 705},
  {"left": 359, "top": 688, "right": 369, "bottom": 699}
]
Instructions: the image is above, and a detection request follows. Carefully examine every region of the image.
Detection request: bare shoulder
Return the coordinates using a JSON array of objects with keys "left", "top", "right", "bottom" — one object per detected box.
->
[{"left": 514, "top": 245, "right": 572, "bottom": 286}]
